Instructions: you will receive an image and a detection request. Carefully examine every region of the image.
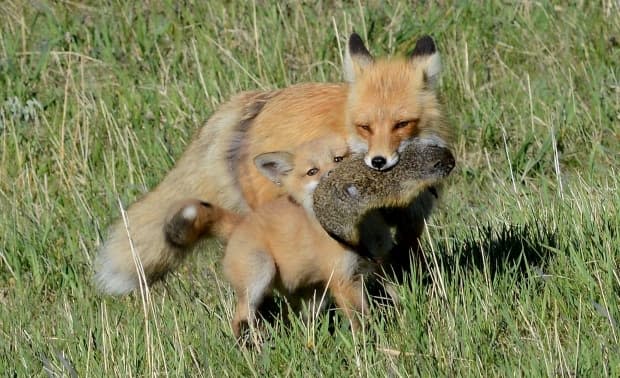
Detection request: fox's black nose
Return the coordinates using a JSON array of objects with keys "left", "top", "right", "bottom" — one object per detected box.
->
[{"left": 371, "top": 156, "right": 387, "bottom": 169}]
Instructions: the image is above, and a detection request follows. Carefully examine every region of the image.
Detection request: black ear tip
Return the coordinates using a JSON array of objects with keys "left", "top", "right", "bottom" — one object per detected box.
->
[
  {"left": 411, "top": 35, "right": 437, "bottom": 57},
  {"left": 348, "top": 32, "right": 369, "bottom": 55}
]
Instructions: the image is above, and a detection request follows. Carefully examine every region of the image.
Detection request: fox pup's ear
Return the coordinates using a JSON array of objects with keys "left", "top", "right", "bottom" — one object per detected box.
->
[
  {"left": 254, "top": 151, "right": 295, "bottom": 184},
  {"left": 344, "top": 32, "right": 374, "bottom": 83},
  {"left": 409, "top": 35, "right": 441, "bottom": 88}
]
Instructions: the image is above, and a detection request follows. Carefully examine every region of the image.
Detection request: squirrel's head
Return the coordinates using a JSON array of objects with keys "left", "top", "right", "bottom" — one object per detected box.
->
[
  {"left": 340, "top": 138, "right": 455, "bottom": 205},
  {"left": 312, "top": 138, "right": 455, "bottom": 247}
]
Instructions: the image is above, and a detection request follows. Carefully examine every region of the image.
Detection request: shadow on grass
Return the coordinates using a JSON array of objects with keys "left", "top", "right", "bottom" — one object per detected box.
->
[
  {"left": 255, "top": 223, "right": 560, "bottom": 334},
  {"left": 435, "top": 222, "right": 558, "bottom": 282},
  {"left": 365, "top": 222, "right": 559, "bottom": 308}
]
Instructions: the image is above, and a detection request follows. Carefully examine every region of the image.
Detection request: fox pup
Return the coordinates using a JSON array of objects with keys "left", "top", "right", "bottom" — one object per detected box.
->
[
  {"left": 313, "top": 138, "right": 455, "bottom": 264},
  {"left": 95, "top": 32, "right": 452, "bottom": 294},
  {"left": 167, "top": 135, "right": 368, "bottom": 338}
]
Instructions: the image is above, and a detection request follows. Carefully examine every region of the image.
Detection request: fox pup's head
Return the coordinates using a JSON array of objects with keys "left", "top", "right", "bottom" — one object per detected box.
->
[
  {"left": 344, "top": 33, "right": 451, "bottom": 171},
  {"left": 254, "top": 135, "right": 348, "bottom": 214}
]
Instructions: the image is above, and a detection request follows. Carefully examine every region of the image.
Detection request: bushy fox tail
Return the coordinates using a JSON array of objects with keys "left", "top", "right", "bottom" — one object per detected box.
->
[
  {"left": 94, "top": 199, "right": 242, "bottom": 295},
  {"left": 93, "top": 90, "right": 271, "bottom": 295}
]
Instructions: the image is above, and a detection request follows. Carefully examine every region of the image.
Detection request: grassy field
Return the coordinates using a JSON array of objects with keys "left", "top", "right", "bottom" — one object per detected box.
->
[{"left": 1, "top": 0, "right": 619, "bottom": 376}]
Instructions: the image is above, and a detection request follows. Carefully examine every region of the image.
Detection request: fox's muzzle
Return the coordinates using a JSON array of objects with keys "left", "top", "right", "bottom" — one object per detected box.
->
[{"left": 364, "top": 152, "right": 399, "bottom": 171}]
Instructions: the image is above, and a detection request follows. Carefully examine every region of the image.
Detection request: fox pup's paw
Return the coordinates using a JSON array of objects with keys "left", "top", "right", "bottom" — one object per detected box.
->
[
  {"left": 164, "top": 199, "right": 215, "bottom": 248},
  {"left": 232, "top": 319, "right": 267, "bottom": 350}
]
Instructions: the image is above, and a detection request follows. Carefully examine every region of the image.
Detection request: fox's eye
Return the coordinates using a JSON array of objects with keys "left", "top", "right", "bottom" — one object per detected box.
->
[
  {"left": 307, "top": 167, "right": 319, "bottom": 176},
  {"left": 357, "top": 124, "right": 371, "bottom": 132},
  {"left": 333, "top": 156, "right": 344, "bottom": 163},
  {"left": 394, "top": 121, "right": 410, "bottom": 129},
  {"left": 394, "top": 119, "right": 419, "bottom": 130}
]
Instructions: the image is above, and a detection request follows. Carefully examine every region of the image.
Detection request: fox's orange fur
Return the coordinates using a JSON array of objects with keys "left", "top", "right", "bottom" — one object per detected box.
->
[
  {"left": 94, "top": 33, "right": 453, "bottom": 294},
  {"left": 221, "top": 135, "right": 369, "bottom": 338}
]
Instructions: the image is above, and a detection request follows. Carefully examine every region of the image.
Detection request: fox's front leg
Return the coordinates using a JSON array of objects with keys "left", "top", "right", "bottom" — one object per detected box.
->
[
  {"left": 329, "top": 276, "right": 368, "bottom": 332},
  {"left": 226, "top": 249, "right": 277, "bottom": 343},
  {"left": 232, "top": 293, "right": 259, "bottom": 340}
]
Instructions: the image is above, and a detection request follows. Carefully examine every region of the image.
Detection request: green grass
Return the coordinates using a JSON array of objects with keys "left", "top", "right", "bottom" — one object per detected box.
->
[{"left": 1, "top": 0, "right": 619, "bottom": 376}]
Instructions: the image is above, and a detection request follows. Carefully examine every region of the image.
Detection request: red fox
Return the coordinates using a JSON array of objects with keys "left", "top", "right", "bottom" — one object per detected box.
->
[
  {"left": 95, "top": 33, "right": 452, "bottom": 294},
  {"left": 166, "top": 135, "right": 456, "bottom": 339},
  {"left": 221, "top": 135, "right": 366, "bottom": 338}
]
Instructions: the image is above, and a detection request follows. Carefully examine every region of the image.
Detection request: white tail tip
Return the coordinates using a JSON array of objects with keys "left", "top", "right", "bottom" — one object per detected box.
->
[{"left": 181, "top": 205, "right": 198, "bottom": 221}]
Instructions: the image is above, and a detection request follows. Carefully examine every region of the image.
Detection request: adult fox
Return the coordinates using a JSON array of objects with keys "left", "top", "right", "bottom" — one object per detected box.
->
[
  {"left": 167, "top": 135, "right": 455, "bottom": 340},
  {"left": 95, "top": 33, "right": 453, "bottom": 294}
]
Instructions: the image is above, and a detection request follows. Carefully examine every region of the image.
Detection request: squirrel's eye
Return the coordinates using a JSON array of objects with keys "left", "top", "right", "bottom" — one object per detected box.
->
[
  {"left": 333, "top": 156, "right": 344, "bottom": 163},
  {"left": 307, "top": 167, "right": 319, "bottom": 176},
  {"left": 357, "top": 124, "right": 371, "bottom": 132}
]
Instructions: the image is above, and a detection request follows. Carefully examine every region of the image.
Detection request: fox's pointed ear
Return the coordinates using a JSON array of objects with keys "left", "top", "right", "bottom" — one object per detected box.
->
[
  {"left": 344, "top": 33, "right": 374, "bottom": 83},
  {"left": 409, "top": 35, "right": 441, "bottom": 88},
  {"left": 254, "top": 151, "right": 294, "bottom": 184}
]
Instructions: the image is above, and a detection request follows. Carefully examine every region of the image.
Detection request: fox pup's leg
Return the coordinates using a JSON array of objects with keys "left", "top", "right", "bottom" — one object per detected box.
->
[
  {"left": 164, "top": 199, "right": 242, "bottom": 247},
  {"left": 230, "top": 251, "right": 277, "bottom": 340},
  {"left": 329, "top": 276, "right": 367, "bottom": 332}
]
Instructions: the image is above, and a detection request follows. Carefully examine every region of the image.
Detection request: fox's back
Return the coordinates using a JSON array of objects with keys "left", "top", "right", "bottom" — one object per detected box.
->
[{"left": 237, "top": 83, "right": 349, "bottom": 208}]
